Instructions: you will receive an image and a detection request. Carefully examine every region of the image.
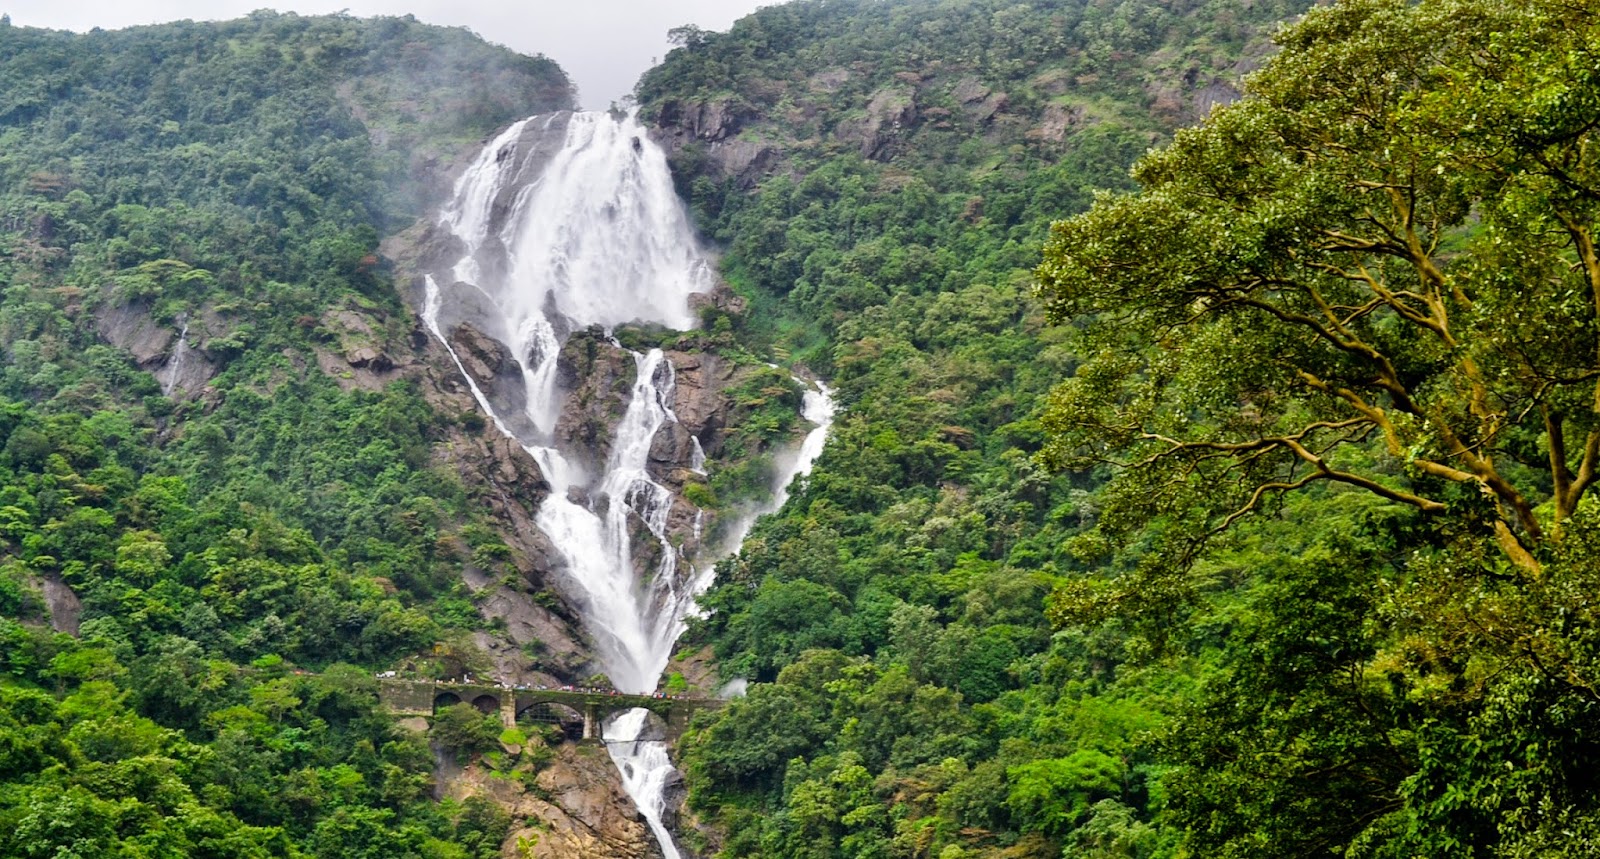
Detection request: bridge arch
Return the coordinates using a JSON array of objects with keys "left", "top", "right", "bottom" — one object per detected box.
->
[
  {"left": 603, "top": 707, "right": 670, "bottom": 745},
  {"left": 433, "top": 691, "right": 462, "bottom": 711},
  {"left": 470, "top": 693, "right": 500, "bottom": 714},
  {"left": 517, "top": 702, "right": 584, "bottom": 740}
]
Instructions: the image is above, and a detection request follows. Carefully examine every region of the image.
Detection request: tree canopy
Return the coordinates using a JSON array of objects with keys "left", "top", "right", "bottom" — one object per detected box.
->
[
  {"left": 1029, "top": 4, "right": 1600, "bottom": 852},
  {"left": 1037, "top": 0, "right": 1600, "bottom": 575}
]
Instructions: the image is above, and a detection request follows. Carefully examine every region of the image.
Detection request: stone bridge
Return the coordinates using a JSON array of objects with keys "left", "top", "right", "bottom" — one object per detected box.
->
[{"left": 378, "top": 679, "right": 722, "bottom": 742}]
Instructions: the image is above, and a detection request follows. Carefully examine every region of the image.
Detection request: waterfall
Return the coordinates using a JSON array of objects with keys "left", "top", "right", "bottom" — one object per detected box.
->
[
  {"left": 773, "top": 381, "right": 836, "bottom": 516},
  {"left": 158, "top": 317, "right": 191, "bottom": 396},
  {"left": 527, "top": 348, "right": 682, "bottom": 693},
  {"left": 715, "top": 379, "right": 838, "bottom": 558},
  {"left": 422, "top": 110, "right": 833, "bottom": 858},
  {"left": 689, "top": 437, "right": 708, "bottom": 475}
]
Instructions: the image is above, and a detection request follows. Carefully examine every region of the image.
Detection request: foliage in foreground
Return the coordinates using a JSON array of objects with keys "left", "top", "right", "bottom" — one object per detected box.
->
[
  {"left": 1037, "top": 0, "right": 1600, "bottom": 576},
  {"left": 1032, "top": 0, "right": 1600, "bottom": 853}
]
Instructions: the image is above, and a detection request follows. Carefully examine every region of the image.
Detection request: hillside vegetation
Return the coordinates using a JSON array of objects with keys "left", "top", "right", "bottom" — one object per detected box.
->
[
  {"left": 0, "top": 13, "right": 573, "bottom": 857},
  {"left": 5, "top": 1, "right": 1598, "bottom": 857},
  {"left": 640, "top": 0, "right": 1600, "bottom": 857}
]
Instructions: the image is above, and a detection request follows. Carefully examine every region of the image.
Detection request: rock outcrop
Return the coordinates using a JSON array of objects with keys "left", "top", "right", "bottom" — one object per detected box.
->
[
  {"left": 437, "top": 742, "right": 663, "bottom": 859},
  {"left": 96, "top": 299, "right": 174, "bottom": 366},
  {"left": 951, "top": 76, "right": 1007, "bottom": 125},
  {"left": 836, "top": 86, "right": 919, "bottom": 160},
  {"left": 1025, "top": 103, "right": 1084, "bottom": 144},
  {"left": 552, "top": 330, "right": 635, "bottom": 472},
  {"left": 665, "top": 351, "right": 735, "bottom": 453},
  {"left": 448, "top": 320, "right": 538, "bottom": 436},
  {"left": 648, "top": 98, "right": 777, "bottom": 188},
  {"left": 39, "top": 575, "right": 82, "bottom": 637},
  {"left": 519, "top": 744, "right": 665, "bottom": 859},
  {"left": 653, "top": 98, "right": 752, "bottom": 144},
  {"left": 95, "top": 300, "right": 221, "bottom": 399},
  {"left": 310, "top": 307, "right": 413, "bottom": 393}
]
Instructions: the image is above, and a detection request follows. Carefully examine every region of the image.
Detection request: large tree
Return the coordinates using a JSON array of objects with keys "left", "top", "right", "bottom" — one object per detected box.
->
[{"left": 1036, "top": 0, "right": 1600, "bottom": 574}]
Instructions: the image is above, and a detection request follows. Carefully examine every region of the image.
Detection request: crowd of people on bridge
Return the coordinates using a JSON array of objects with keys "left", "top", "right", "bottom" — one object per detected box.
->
[
  {"left": 515, "top": 683, "right": 690, "bottom": 700},
  {"left": 375, "top": 671, "right": 693, "bottom": 700}
]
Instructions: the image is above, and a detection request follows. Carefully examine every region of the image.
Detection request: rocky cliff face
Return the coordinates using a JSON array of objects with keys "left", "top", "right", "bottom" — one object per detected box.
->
[
  {"left": 648, "top": 98, "right": 776, "bottom": 189},
  {"left": 551, "top": 330, "right": 635, "bottom": 474},
  {"left": 836, "top": 85, "right": 919, "bottom": 160},
  {"left": 294, "top": 284, "right": 680, "bottom": 855},
  {"left": 95, "top": 299, "right": 222, "bottom": 401},
  {"left": 435, "top": 740, "right": 664, "bottom": 859},
  {"left": 421, "top": 295, "right": 780, "bottom": 598}
]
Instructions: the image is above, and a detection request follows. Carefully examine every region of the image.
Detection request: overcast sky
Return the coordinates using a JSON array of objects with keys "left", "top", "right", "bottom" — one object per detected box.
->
[{"left": 0, "top": 0, "right": 767, "bottom": 108}]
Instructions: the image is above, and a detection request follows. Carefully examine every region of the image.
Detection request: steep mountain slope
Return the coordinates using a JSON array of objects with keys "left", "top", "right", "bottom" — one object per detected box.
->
[
  {"left": 631, "top": 1, "right": 1325, "bottom": 856},
  {"left": 636, "top": 1, "right": 1600, "bottom": 858},
  {"left": 642, "top": 0, "right": 1306, "bottom": 183},
  {"left": 0, "top": 13, "right": 676, "bottom": 857}
]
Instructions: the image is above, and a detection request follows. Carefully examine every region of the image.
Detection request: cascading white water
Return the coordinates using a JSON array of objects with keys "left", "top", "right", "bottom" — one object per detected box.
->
[
  {"left": 436, "top": 111, "right": 711, "bottom": 438},
  {"left": 530, "top": 348, "right": 683, "bottom": 692},
  {"left": 429, "top": 111, "right": 711, "bottom": 685},
  {"left": 713, "top": 379, "right": 838, "bottom": 559},
  {"left": 774, "top": 382, "right": 836, "bottom": 515},
  {"left": 158, "top": 317, "right": 191, "bottom": 397},
  {"left": 422, "top": 110, "right": 834, "bottom": 858}
]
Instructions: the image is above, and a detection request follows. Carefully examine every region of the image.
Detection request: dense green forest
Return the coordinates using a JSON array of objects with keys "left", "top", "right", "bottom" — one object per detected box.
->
[
  {"left": 0, "top": 12, "right": 572, "bottom": 856},
  {"left": 640, "top": 0, "right": 1600, "bottom": 857},
  {"left": 6, "top": 0, "right": 1600, "bottom": 857}
]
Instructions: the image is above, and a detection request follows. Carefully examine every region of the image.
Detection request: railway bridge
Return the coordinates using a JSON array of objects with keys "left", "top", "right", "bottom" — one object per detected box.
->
[{"left": 378, "top": 678, "right": 721, "bottom": 742}]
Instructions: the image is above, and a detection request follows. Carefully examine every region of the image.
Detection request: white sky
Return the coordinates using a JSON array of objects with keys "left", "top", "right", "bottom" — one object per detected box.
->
[{"left": 0, "top": 0, "right": 767, "bottom": 109}]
